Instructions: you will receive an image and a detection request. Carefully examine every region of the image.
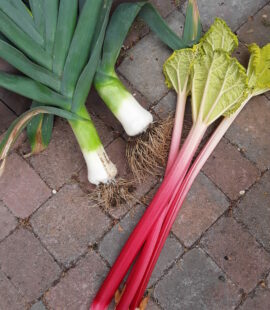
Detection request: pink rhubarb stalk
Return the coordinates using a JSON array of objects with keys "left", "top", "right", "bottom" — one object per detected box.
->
[{"left": 90, "top": 122, "right": 206, "bottom": 310}]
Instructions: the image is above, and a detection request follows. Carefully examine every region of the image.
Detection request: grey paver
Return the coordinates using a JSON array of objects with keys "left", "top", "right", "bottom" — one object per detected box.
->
[
  {"left": 239, "top": 287, "right": 270, "bottom": 310},
  {"left": 99, "top": 205, "right": 145, "bottom": 265},
  {"left": 234, "top": 170, "right": 270, "bottom": 252},
  {"left": 0, "top": 153, "right": 51, "bottom": 218},
  {"left": 0, "top": 101, "right": 15, "bottom": 134},
  {"left": 0, "top": 228, "right": 61, "bottom": 302},
  {"left": 172, "top": 173, "right": 229, "bottom": 248},
  {"left": 99, "top": 205, "right": 183, "bottom": 286},
  {"left": 27, "top": 119, "right": 84, "bottom": 190},
  {"left": 154, "top": 248, "right": 240, "bottom": 310},
  {"left": 45, "top": 251, "right": 108, "bottom": 310},
  {"left": 119, "top": 10, "right": 185, "bottom": 103},
  {"left": 0, "top": 271, "right": 27, "bottom": 310},
  {"left": 226, "top": 96, "right": 270, "bottom": 171},
  {"left": 0, "top": 201, "right": 17, "bottom": 241},
  {"left": 153, "top": 91, "right": 176, "bottom": 119},
  {"left": 30, "top": 301, "right": 47, "bottom": 310},
  {"left": 201, "top": 217, "right": 270, "bottom": 293},
  {"left": 182, "top": 0, "right": 269, "bottom": 31},
  {"left": 238, "top": 5, "right": 270, "bottom": 46},
  {"left": 31, "top": 184, "right": 111, "bottom": 267},
  {"left": 202, "top": 139, "right": 260, "bottom": 200}
]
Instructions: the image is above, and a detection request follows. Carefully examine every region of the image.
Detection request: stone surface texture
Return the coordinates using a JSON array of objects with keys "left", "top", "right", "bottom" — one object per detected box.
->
[{"left": 1, "top": 1, "right": 270, "bottom": 309}]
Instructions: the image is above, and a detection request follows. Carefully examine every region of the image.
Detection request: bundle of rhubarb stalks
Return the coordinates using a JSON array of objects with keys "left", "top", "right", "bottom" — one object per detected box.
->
[{"left": 91, "top": 18, "right": 270, "bottom": 310}]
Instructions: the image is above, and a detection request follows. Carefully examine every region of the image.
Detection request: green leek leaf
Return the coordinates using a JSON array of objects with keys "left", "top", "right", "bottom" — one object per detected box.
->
[
  {"left": 0, "top": 72, "right": 71, "bottom": 109},
  {"left": 27, "top": 101, "right": 54, "bottom": 154},
  {"left": 0, "top": 105, "right": 84, "bottom": 177},
  {"left": 0, "top": 39, "right": 60, "bottom": 91}
]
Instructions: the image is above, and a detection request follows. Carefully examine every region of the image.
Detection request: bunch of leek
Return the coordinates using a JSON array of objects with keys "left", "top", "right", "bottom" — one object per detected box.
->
[
  {"left": 0, "top": 0, "right": 118, "bottom": 185},
  {"left": 91, "top": 19, "right": 270, "bottom": 310},
  {"left": 0, "top": 0, "right": 201, "bottom": 187}
]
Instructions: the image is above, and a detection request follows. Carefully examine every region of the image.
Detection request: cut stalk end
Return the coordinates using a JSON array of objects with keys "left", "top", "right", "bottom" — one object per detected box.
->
[
  {"left": 116, "top": 95, "right": 153, "bottom": 136},
  {"left": 83, "top": 146, "right": 117, "bottom": 185}
]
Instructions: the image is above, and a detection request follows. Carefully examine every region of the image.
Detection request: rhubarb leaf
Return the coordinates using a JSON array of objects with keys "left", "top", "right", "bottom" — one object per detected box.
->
[
  {"left": 247, "top": 43, "right": 270, "bottom": 94},
  {"left": 163, "top": 48, "right": 195, "bottom": 93},
  {"left": 191, "top": 50, "right": 247, "bottom": 124},
  {"left": 200, "top": 18, "right": 238, "bottom": 55}
]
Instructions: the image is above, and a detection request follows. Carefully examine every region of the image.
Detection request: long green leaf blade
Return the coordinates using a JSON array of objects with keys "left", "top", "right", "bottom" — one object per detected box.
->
[
  {"left": 27, "top": 101, "right": 54, "bottom": 154},
  {"left": 61, "top": 0, "right": 103, "bottom": 97},
  {"left": 99, "top": 2, "right": 144, "bottom": 73},
  {"left": 53, "top": 0, "right": 78, "bottom": 76},
  {"left": 29, "top": 0, "right": 45, "bottom": 37},
  {"left": 0, "top": 39, "right": 60, "bottom": 90},
  {"left": 10, "top": 0, "right": 34, "bottom": 25},
  {"left": 44, "top": 0, "right": 59, "bottom": 53},
  {"left": 139, "top": 3, "right": 186, "bottom": 50},
  {"left": 73, "top": 0, "right": 113, "bottom": 109},
  {"left": 0, "top": 105, "right": 84, "bottom": 177},
  {"left": 0, "top": 72, "right": 70, "bottom": 109},
  {"left": 183, "top": 0, "right": 202, "bottom": 44},
  {"left": 0, "top": 0, "right": 44, "bottom": 46},
  {"left": 0, "top": 10, "right": 52, "bottom": 69}
]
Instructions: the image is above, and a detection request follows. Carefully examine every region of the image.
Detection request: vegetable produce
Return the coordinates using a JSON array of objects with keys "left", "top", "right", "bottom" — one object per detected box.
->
[
  {"left": 91, "top": 19, "right": 270, "bottom": 310},
  {"left": 95, "top": 0, "right": 202, "bottom": 136},
  {"left": 0, "top": 0, "right": 117, "bottom": 185}
]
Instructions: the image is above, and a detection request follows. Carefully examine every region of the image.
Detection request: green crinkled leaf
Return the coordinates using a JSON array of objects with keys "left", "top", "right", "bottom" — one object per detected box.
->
[
  {"left": 199, "top": 18, "right": 238, "bottom": 55},
  {"left": 191, "top": 50, "right": 247, "bottom": 124},
  {"left": 163, "top": 48, "right": 195, "bottom": 93},
  {"left": 247, "top": 43, "right": 270, "bottom": 93}
]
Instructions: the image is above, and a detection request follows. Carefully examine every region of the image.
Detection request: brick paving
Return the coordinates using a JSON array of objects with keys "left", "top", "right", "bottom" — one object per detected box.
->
[{"left": 1, "top": 1, "right": 270, "bottom": 309}]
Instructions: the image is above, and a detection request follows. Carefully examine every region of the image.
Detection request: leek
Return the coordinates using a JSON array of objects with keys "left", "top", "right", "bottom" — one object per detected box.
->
[
  {"left": 0, "top": 0, "right": 117, "bottom": 185},
  {"left": 94, "top": 0, "right": 202, "bottom": 136}
]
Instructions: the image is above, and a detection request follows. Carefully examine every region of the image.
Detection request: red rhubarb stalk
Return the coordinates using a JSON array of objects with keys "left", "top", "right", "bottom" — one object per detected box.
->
[{"left": 90, "top": 123, "right": 206, "bottom": 310}]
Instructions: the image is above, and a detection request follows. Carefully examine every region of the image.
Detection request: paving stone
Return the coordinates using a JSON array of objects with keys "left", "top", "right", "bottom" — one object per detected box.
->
[
  {"left": 99, "top": 205, "right": 183, "bottom": 286},
  {"left": 239, "top": 287, "right": 270, "bottom": 310},
  {"left": 0, "top": 101, "right": 16, "bottom": 134},
  {"left": 154, "top": 248, "right": 240, "bottom": 310},
  {"left": 0, "top": 201, "right": 17, "bottom": 241},
  {"left": 202, "top": 139, "right": 260, "bottom": 200},
  {"left": 233, "top": 42, "right": 251, "bottom": 68},
  {"left": 0, "top": 228, "right": 61, "bottom": 302},
  {"left": 153, "top": 92, "right": 176, "bottom": 119},
  {"left": 27, "top": 118, "right": 84, "bottom": 190},
  {"left": 226, "top": 96, "right": 270, "bottom": 171},
  {"left": 0, "top": 153, "right": 51, "bottom": 218},
  {"left": 45, "top": 251, "right": 108, "bottom": 310},
  {"left": 30, "top": 301, "right": 47, "bottom": 310},
  {"left": 172, "top": 173, "right": 229, "bottom": 248},
  {"left": 237, "top": 5, "right": 270, "bottom": 46},
  {"left": 234, "top": 170, "right": 270, "bottom": 252},
  {"left": 149, "top": 235, "right": 184, "bottom": 286},
  {"left": 99, "top": 205, "right": 145, "bottom": 265},
  {"left": 0, "top": 88, "right": 31, "bottom": 116},
  {"left": 201, "top": 217, "right": 270, "bottom": 293},
  {"left": 147, "top": 299, "right": 161, "bottom": 310},
  {"left": 119, "top": 10, "right": 185, "bottom": 103},
  {"left": 182, "top": 0, "right": 268, "bottom": 32},
  {"left": 0, "top": 58, "right": 16, "bottom": 73},
  {"left": 31, "top": 184, "right": 111, "bottom": 267},
  {"left": 0, "top": 271, "right": 27, "bottom": 310}
]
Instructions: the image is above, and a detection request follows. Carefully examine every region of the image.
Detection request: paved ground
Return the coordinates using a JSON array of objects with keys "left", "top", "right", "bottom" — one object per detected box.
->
[{"left": 1, "top": 0, "right": 270, "bottom": 309}]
